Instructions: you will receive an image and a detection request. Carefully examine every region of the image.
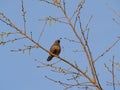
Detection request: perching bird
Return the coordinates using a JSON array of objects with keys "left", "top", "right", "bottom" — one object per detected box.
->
[{"left": 47, "top": 39, "right": 61, "bottom": 61}]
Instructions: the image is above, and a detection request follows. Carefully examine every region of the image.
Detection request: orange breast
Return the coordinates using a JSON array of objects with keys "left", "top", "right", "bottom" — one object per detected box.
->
[{"left": 50, "top": 45, "right": 60, "bottom": 55}]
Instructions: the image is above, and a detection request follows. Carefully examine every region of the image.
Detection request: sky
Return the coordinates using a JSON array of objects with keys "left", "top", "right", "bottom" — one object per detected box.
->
[{"left": 0, "top": 0, "right": 120, "bottom": 90}]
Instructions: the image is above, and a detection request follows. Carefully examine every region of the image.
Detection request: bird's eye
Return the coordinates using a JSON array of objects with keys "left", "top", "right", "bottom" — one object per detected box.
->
[{"left": 58, "top": 40, "right": 60, "bottom": 43}]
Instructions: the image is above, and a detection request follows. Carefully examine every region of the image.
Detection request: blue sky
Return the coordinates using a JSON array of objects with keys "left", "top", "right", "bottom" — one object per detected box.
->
[{"left": 0, "top": 0, "right": 120, "bottom": 90}]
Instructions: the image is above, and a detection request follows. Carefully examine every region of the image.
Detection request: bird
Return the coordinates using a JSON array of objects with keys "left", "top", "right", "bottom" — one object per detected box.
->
[{"left": 47, "top": 39, "right": 61, "bottom": 61}]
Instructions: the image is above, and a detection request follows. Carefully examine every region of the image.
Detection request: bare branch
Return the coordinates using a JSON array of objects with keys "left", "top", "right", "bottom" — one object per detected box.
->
[
  {"left": 39, "top": 0, "right": 53, "bottom": 5},
  {"left": 64, "top": 37, "right": 79, "bottom": 43},
  {"left": 108, "top": 5, "right": 120, "bottom": 26},
  {"left": 112, "top": 18, "right": 120, "bottom": 26},
  {"left": 45, "top": 76, "right": 95, "bottom": 90},
  {"left": 63, "top": 0, "right": 66, "bottom": 14},
  {"left": 104, "top": 63, "right": 112, "bottom": 74},
  {"left": 112, "top": 56, "right": 115, "bottom": 90},
  {"left": 38, "top": 21, "right": 47, "bottom": 42},
  {"left": 0, "top": 37, "right": 25, "bottom": 45},
  {"left": 109, "top": 6, "right": 120, "bottom": 17},
  {"left": 79, "top": 15, "right": 95, "bottom": 82},
  {"left": 39, "top": 0, "right": 61, "bottom": 7},
  {"left": 10, "top": 45, "right": 38, "bottom": 55},
  {"left": 59, "top": 4, "right": 102, "bottom": 89},
  {"left": 1, "top": 1, "right": 120, "bottom": 90},
  {"left": 0, "top": 12, "right": 99, "bottom": 89},
  {"left": 105, "top": 56, "right": 116, "bottom": 89},
  {"left": 39, "top": 16, "right": 68, "bottom": 24},
  {"left": 94, "top": 39, "right": 120, "bottom": 62},
  {"left": 21, "top": 0, "right": 26, "bottom": 33},
  {"left": 71, "top": 0, "right": 85, "bottom": 20}
]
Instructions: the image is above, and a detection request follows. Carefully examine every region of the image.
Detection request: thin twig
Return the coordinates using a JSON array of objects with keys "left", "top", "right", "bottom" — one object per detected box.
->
[
  {"left": 0, "top": 13, "right": 98, "bottom": 89},
  {"left": 21, "top": 0, "right": 26, "bottom": 33},
  {"left": 104, "top": 63, "right": 112, "bottom": 74},
  {"left": 78, "top": 15, "right": 102, "bottom": 89},
  {"left": 0, "top": 37, "right": 26, "bottom": 45},
  {"left": 112, "top": 18, "right": 120, "bottom": 26},
  {"left": 70, "top": 0, "right": 85, "bottom": 20},
  {"left": 10, "top": 45, "right": 38, "bottom": 54},
  {"left": 63, "top": 0, "right": 66, "bottom": 15},
  {"left": 36, "top": 59, "right": 61, "bottom": 68},
  {"left": 108, "top": 5, "right": 120, "bottom": 26},
  {"left": 45, "top": 76, "right": 95, "bottom": 90},
  {"left": 64, "top": 37, "right": 79, "bottom": 43},
  {"left": 94, "top": 39, "right": 120, "bottom": 62},
  {"left": 74, "top": 15, "right": 78, "bottom": 29},
  {"left": 108, "top": 5, "right": 120, "bottom": 17},
  {"left": 85, "top": 15, "right": 93, "bottom": 32},
  {"left": 39, "top": 16, "right": 68, "bottom": 24},
  {"left": 60, "top": 5, "right": 102, "bottom": 89},
  {"left": 30, "top": 32, "right": 32, "bottom": 39},
  {"left": 38, "top": 21, "right": 47, "bottom": 42},
  {"left": 39, "top": 0, "right": 53, "bottom": 5},
  {"left": 112, "top": 56, "right": 115, "bottom": 90},
  {"left": 39, "top": 0, "right": 61, "bottom": 7},
  {"left": 0, "top": 32, "right": 19, "bottom": 37},
  {"left": 45, "top": 76, "right": 69, "bottom": 88},
  {"left": 78, "top": 15, "right": 96, "bottom": 82}
]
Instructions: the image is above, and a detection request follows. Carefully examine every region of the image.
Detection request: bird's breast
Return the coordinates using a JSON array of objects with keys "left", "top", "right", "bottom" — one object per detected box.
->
[{"left": 50, "top": 45, "right": 61, "bottom": 55}]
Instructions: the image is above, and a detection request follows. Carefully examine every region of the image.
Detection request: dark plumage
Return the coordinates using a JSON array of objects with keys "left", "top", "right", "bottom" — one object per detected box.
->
[{"left": 47, "top": 40, "right": 61, "bottom": 61}]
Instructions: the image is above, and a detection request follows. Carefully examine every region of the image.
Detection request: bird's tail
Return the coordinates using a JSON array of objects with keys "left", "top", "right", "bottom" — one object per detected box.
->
[{"left": 47, "top": 55, "right": 53, "bottom": 61}]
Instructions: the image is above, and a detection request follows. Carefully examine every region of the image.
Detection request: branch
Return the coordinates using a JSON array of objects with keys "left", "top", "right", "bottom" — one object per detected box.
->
[
  {"left": 21, "top": 0, "right": 26, "bottom": 33},
  {"left": 59, "top": 4, "right": 103, "bottom": 90},
  {"left": 39, "top": 16, "right": 68, "bottom": 24},
  {"left": 0, "top": 37, "right": 25, "bottom": 45},
  {"left": 112, "top": 56, "right": 115, "bottom": 90},
  {"left": 10, "top": 45, "right": 38, "bottom": 55},
  {"left": 45, "top": 76, "right": 95, "bottom": 90},
  {"left": 38, "top": 21, "right": 47, "bottom": 42},
  {"left": 78, "top": 15, "right": 102, "bottom": 89},
  {"left": 39, "top": 0, "right": 61, "bottom": 7},
  {"left": 104, "top": 56, "right": 116, "bottom": 90},
  {"left": 94, "top": 39, "right": 120, "bottom": 62},
  {"left": 70, "top": 0, "right": 85, "bottom": 20},
  {"left": 0, "top": 12, "right": 98, "bottom": 89},
  {"left": 112, "top": 18, "right": 120, "bottom": 26}
]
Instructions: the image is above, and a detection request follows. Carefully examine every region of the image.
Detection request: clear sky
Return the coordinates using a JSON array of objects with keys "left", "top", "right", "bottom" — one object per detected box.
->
[{"left": 0, "top": 0, "right": 120, "bottom": 90}]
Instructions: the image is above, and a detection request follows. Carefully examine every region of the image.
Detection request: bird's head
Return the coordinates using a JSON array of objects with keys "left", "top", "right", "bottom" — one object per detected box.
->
[{"left": 55, "top": 39, "right": 60, "bottom": 44}]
